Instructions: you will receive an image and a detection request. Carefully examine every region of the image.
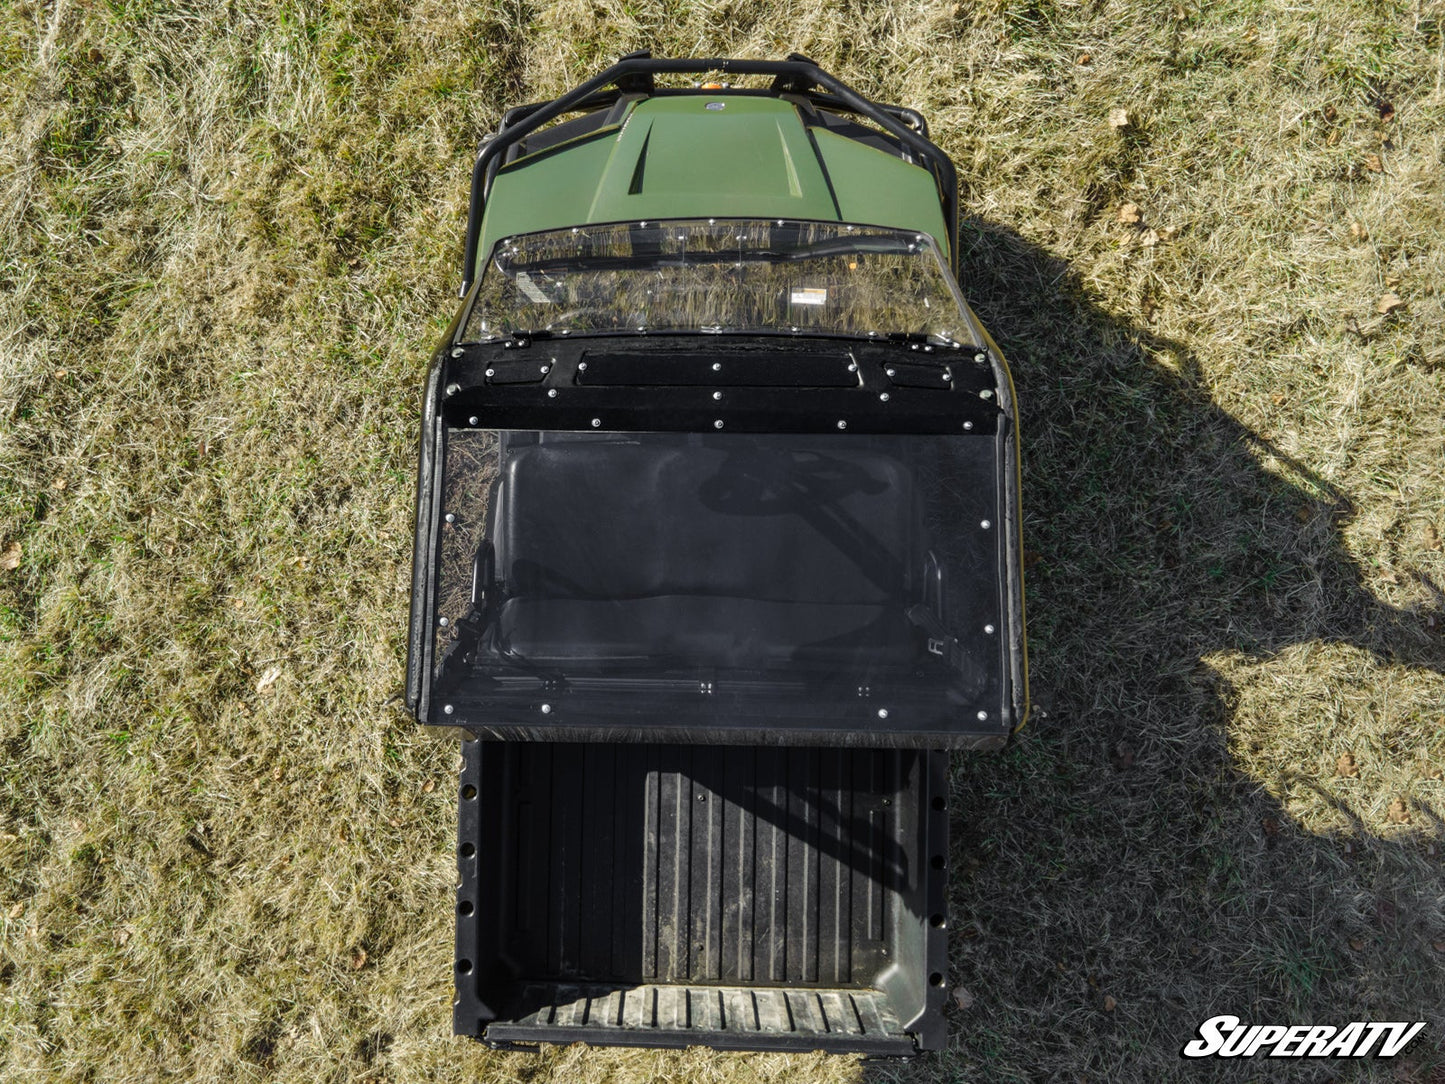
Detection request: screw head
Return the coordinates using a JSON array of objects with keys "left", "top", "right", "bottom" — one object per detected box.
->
[
  {"left": 438, "top": 616, "right": 449, "bottom": 627},
  {"left": 975, "top": 353, "right": 987, "bottom": 364},
  {"left": 443, "top": 704, "right": 454, "bottom": 715},
  {"left": 444, "top": 512, "right": 456, "bottom": 524},
  {"left": 984, "top": 624, "right": 996, "bottom": 635},
  {"left": 547, "top": 388, "right": 557, "bottom": 398},
  {"left": 712, "top": 362, "right": 722, "bottom": 371},
  {"left": 981, "top": 519, "right": 992, "bottom": 529},
  {"left": 576, "top": 361, "right": 587, "bottom": 371},
  {"left": 445, "top": 382, "right": 460, "bottom": 396},
  {"left": 468, "top": 416, "right": 480, "bottom": 426},
  {"left": 837, "top": 420, "right": 847, "bottom": 430},
  {"left": 963, "top": 420, "right": 974, "bottom": 431},
  {"left": 714, "top": 419, "right": 724, "bottom": 429},
  {"left": 712, "top": 391, "right": 722, "bottom": 400},
  {"left": 484, "top": 368, "right": 495, "bottom": 378},
  {"left": 879, "top": 392, "right": 890, "bottom": 402},
  {"left": 540, "top": 703, "right": 551, "bottom": 714},
  {"left": 591, "top": 418, "right": 601, "bottom": 428},
  {"left": 976, "top": 710, "right": 989, "bottom": 721},
  {"left": 877, "top": 708, "right": 889, "bottom": 720}
]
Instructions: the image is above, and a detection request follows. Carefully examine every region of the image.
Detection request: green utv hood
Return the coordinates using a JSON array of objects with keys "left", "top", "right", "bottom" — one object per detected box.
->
[{"left": 474, "top": 96, "right": 950, "bottom": 277}]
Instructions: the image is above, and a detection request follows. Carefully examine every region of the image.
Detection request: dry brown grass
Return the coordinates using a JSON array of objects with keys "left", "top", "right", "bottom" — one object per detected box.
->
[{"left": 2, "top": 0, "right": 1443, "bottom": 1080}]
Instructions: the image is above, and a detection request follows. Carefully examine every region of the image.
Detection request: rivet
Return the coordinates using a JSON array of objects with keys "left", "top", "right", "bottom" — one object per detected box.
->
[
  {"left": 547, "top": 388, "right": 557, "bottom": 398},
  {"left": 879, "top": 392, "right": 890, "bottom": 402},
  {"left": 484, "top": 367, "right": 495, "bottom": 378},
  {"left": 577, "top": 361, "right": 587, "bottom": 371},
  {"left": 708, "top": 218, "right": 716, "bottom": 225},
  {"left": 444, "top": 513, "right": 456, "bottom": 523},
  {"left": 540, "top": 364, "right": 550, "bottom": 374},
  {"left": 885, "top": 367, "right": 896, "bottom": 377},
  {"left": 984, "top": 624, "right": 996, "bottom": 634},
  {"left": 847, "top": 362, "right": 858, "bottom": 373},
  {"left": 714, "top": 419, "right": 724, "bottom": 429},
  {"left": 445, "top": 382, "right": 460, "bottom": 396},
  {"left": 977, "top": 710, "right": 989, "bottom": 721},
  {"left": 438, "top": 616, "right": 449, "bottom": 627},
  {"left": 712, "top": 391, "right": 722, "bottom": 400},
  {"left": 591, "top": 418, "right": 601, "bottom": 428},
  {"left": 443, "top": 704, "right": 454, "bottom": 715},
  {"left": 963, "top": 420, "right": 974, "bottom": 430},
  {"left": 981, "top": 519, "right": 992, "bottom": 529},
  {"left": 712, "top": 362, "right": 722, "bottom": 371},
  {"left": 540, "top": 703, "right": 551, "bottom": 714},
  {"left": 877, "top": 708, "right": 889, "bottom": 720},
  {"left": 468, "top": 415, "right": 480, "bottom": 426},
  {"left": 837, "top": 420, "right": 847, "bottom": 430},
  {"left": 451, "top": 347, "right": 463, "bottom": 358}
]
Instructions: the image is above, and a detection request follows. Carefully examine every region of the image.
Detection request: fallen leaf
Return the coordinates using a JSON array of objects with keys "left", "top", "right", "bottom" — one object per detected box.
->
[
  {"left": 1, "top": 542, "right": 19, "bottom": 570},
  {"left": 271, "top": 764, "right": 283, "bottom": 782},
  {"left": 1296, "top": 504, "right": 1315, "bottom": 523},
  {"left": 351, "top": 947, "right": 368, "bottom": 969},
  {"left": 7, "top": 902, "right": 22, "bottom": 919},
  {"left": 1262, "top": 816, "right": 1281, "bottom": 836},
  {"left": 256, "top": 666, "right": 282, "bottom": 694},
  {"left": 1349, "top": 937, "right": 1365, "bottom": 951},
  {"left": 1387, "top": 797, "right": 1411, "bottom": 824},
  {"left": 1363, "top": 153, "right": 1383, "bottom": 173},
  {"left": 1432, "top": 941, "right": 1445, "bottom": 954},
  {"left": 422, "top": 778, "right": 436, "bottom": 793},
  {"left": 51, "top": 478, "right": 66, "bottom": 492},
  {"left": 1375, "top": 899, "right": 1398, "bottom": 925},
  {"left": 1077, "top": 53, "right": 1092, "bottom": 65},
  {"left": 1337, "top": 752, "right": 1359, "bottom": 777},
  {"left": 1350, "top": 220, "right": 1368, "bottom": 240},
  {"left": 1424, "top": 525, "right": 1440, "bottom": 550},
  {"left": 1377, "top": 292, "right": 1405, "bottom": 315},
  {"left": 113, "top": 927, "right": 130, "bottom": 946},
  {"left": 1140, "top": 228, "right": 1160, "bottom": 247},
  {"left": 1378, "top": 100, "right": 1395, "bottom": 122},
  {"left": 1023, "top": 549, "right": 1043, "bottom": 570},
  {"left": 54, "top": 368, "right": 68, "bottom": 379},
  {"left": 1270, "top": 392, "right": 1288, "bottom": 406},
  {"left": 1102, "top": 994, "right": 1117, "bottom": 1012},
  {"left": 952, "top": 985, "right": 975, "bottom": 1009},
  {"left": 1323, "top": 104, "right": 1337, "bottom": 121},
  {"left": 1117, "top": 202, "right": 1141, "bottom": 224},
  {"left": 1108, "top": 107, "right": 1131, "bottom": 129}
]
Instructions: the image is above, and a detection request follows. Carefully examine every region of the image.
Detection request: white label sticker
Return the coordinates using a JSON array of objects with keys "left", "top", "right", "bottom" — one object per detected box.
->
[{"left": 790, "top": 287, "right": 827, "bottom": 306}]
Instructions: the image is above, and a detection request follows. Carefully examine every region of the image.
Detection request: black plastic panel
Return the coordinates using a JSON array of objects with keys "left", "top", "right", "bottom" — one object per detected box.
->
[{"left": 453, "top": 740, "right": 949, "bottom": 1053}]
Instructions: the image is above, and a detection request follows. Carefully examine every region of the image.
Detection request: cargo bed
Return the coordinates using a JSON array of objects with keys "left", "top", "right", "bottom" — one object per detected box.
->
[{"left": 453, "top": 740, "right": 951, "bottom": 1053}]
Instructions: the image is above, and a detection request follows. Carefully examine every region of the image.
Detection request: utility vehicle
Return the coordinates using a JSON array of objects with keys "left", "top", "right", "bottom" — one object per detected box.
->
[{"left": 407, "top": 53, "right": 1026, "bottom": 1055}]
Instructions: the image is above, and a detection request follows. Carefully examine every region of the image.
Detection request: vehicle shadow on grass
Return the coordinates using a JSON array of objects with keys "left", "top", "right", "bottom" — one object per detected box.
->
[{"left": 875, "top": 220, "right": 1444, "bottom": 1082}]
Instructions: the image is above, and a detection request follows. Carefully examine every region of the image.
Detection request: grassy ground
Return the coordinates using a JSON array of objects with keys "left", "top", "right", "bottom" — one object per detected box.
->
[{"left": 2, "top": 0, "right": 1443, "bottom": 1081}]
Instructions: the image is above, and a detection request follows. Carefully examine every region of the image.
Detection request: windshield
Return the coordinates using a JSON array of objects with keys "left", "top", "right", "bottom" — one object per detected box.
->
[{"left": 460, "top": 219, "right": 970, "bottom": 343}]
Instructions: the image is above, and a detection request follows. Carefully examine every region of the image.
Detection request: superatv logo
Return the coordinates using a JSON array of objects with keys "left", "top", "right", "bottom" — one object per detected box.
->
[{"left": 1182, "top": 1016, "right": 1426, "bottom": 1059}]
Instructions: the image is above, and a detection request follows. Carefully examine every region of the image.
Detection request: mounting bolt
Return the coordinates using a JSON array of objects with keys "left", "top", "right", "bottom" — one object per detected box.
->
[
  {"left": 443, "top": 704, "right": 454, "bottom": 715},
  {"left": 438, "top": 616, "right": 449, "bottom": 627},
  {"left": 981, "top": 519, "right": 992, "bottom": 529},
  {"left": 877, "top": 708, "right": 889, "bottom": 720},
  {"left": 484, "top": 368, "right": 495, "bottom": 378},
  {"left": 577, "top": 361, "right": 587, "bottom": 371},
  {"left": 980, "top": 389, "right": 993, "bottom": 400},
  {"left": 591, "top": 418, "right": 601, "bottom": 428},
  {"left": 712, "top": 391, "right": 722, "bottom": 400},
  {"left": 847, "top": 362, "right": 858, "bottom": 373},
  {"left": 445, "top": 382, "right": 460, "bottom": 396},
  {"left": 451, "top": 348, "right": 463, "bottom": 358},
  {"left": 444, "top": 513, "right": 456, "bottom": 524},
  {"left": 714, "top": 419, "right": 724, "bottom": 429},
  {"left": 540, "top": 703, "right": 551, "bottom": 714},
  {"left": 540, "top": 364, "right": 550, "bottom": 374},
  {"left": 468, "top": 416, "right": 480, "bottom": 426},
  {"left": 984, "top": 624, "right": 996, "bottom": 635},
  {"left": 547, "top": 388, "right": 557, "bottom": 398},
  {"left": 879, "top": 392, "right": 890, "bottom": 402},
  {"left": 837, "top": 420, "right": 847, "bottom": 429},
  {"left": 975, "top": 353, "right": 987, "bottom": 365},
  {"left": 977, "top": 710, "right": 989, "bottom": 721},
  {"left": 963, "top": 420, "right": 973, "bottom": 431},
  {"left": 712, "top": 362, "right": 722, "bottom": 371},
  {"left": 886, "top": 367, "right": 896, "bottom": 377}
]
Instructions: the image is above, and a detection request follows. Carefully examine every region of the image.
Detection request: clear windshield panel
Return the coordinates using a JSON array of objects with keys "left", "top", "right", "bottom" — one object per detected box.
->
[
  {"left": 461, "top": 220, "right": 969, "bottom": 343},
  {"left": 433, "top": 429, "right": 1004, "bottom": 733}
]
